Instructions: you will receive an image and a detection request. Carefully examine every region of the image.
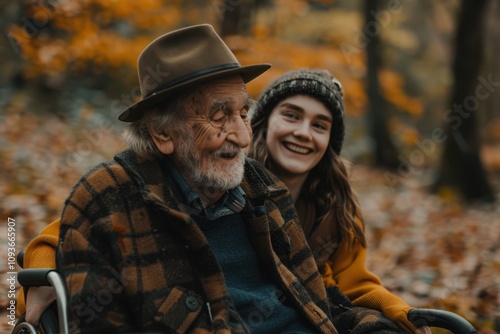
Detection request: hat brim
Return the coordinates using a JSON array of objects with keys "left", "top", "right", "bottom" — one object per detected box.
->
[{"left": 118, "top": 63, "right": 271, "bottom": 122}]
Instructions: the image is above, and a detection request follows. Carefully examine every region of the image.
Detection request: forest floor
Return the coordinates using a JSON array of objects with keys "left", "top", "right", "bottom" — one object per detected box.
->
[
  {"left": 350, "top": 164, "right": 500, "bottom": 333},
  {"left": 1, "top": 108, "right": 499, "bottom": 333}
]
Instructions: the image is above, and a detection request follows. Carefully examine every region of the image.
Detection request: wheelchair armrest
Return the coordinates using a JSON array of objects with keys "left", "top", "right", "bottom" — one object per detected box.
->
[
  {"left": 408, "top": 308, "right": 477, "bottom": 334},
  {"left": 18, "top": 268, "right": 58, "bottom": 287},
  {"left": 18, "top": 269, "right": 70, "bottom": 334}
]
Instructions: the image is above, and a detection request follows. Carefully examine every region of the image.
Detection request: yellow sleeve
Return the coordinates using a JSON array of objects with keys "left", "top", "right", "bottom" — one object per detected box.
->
[
  {"left": 16, "top": 219, "right": 60, "bottom": 316},
  {"left": 324, "top": 220, "right": 416, "bottom": 333}
]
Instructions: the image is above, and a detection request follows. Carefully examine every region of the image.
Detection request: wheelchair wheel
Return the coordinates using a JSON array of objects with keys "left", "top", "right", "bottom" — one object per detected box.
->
[{"left": 12, "top": 303, "right": 59, "bottom": 334}]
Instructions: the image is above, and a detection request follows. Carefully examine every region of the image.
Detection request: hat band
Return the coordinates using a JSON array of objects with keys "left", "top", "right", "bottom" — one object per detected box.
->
[{"left": 146, "top": 62, "right": 240, "bottom": 97}]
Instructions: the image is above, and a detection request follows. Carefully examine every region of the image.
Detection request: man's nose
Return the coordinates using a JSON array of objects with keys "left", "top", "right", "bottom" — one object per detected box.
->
[{"left": 226, "top": 115, "right": 251, "bottom": 148}]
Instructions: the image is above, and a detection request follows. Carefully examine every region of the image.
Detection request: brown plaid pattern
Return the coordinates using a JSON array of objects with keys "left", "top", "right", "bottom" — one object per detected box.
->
[{"left": 58, "top": 149, "right": 339, "bottom": 333}]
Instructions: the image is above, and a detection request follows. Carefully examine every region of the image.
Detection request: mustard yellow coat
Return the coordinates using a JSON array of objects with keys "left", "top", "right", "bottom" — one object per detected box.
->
[{"left": 295, "top": 198, "right": 415, "bottom": 333}]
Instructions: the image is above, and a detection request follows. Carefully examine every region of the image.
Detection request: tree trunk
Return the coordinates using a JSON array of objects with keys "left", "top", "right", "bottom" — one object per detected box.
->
[
  {"left": 220, "top": 1, "right": 241, "bottom": 36},
  {"left": 219, "top": 0, "right": 256, "bottom": 37},
  {"left": 433, "top": 0, "right": 495, "bottom": 202},
  {"left": 1, "top": 1, "right": 24, "bottom": 87},
  {"left": 365, "top": 0, "right": 400, "bottom": 169}
]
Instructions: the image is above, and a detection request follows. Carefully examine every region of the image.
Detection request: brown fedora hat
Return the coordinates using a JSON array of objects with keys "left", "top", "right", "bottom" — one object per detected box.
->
[{"left": 118, "top": 24, "right": 271, "bottom": 122}]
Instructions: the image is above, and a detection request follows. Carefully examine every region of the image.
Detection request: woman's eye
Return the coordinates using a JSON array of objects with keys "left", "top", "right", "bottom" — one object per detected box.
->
[
  {"left": 282, "top": 111, "right": 299, "bottom": 120},
  {"left": 314, "top": 122, "right": 328, "bottom": 130}
]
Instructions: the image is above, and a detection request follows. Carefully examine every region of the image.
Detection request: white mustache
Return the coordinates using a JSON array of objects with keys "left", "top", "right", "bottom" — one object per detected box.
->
[{"left": 215, "top": 144, "right": 244, "bottom": 157}]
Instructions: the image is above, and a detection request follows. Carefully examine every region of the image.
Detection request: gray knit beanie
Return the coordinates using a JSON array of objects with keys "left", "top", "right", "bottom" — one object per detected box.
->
[{"left": 252, "top": 69, "right": 345, "bottom": 154}]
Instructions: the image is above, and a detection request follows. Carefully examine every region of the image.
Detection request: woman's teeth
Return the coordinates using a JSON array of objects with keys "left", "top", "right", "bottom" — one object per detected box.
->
[{"left": 284, "top": 143, "right": 310, "bottom": 154}]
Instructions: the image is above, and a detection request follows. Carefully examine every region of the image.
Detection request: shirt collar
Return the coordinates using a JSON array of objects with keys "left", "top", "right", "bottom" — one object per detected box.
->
[{"left": 163, "top": 159, "right": 246, "bottom": 220}]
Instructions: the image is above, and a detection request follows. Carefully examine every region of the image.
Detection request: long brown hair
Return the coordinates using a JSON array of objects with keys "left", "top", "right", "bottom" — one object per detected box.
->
[{"left": 248, "top": 110, "right": 366, "bottom": 248}]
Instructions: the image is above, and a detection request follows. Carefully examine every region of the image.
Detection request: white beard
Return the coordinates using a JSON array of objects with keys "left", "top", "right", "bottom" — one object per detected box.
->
[{"left": 174, "top": 139, "right": 245, "bottom": 193}]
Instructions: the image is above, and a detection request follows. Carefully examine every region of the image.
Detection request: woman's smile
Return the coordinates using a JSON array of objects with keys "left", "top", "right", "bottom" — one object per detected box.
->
[{"left": 282, "top": 142, "right": 313, "bottom": 155}]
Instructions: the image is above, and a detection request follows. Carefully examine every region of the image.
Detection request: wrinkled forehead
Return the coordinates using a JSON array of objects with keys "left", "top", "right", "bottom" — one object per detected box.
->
[{"left": 184, "top": 76, "right": 248, "bottom": 116}]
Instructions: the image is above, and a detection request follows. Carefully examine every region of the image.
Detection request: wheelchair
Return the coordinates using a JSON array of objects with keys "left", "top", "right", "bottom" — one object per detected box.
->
[{"left": 12, "top": 252, "right": 478, "bottom": 334}]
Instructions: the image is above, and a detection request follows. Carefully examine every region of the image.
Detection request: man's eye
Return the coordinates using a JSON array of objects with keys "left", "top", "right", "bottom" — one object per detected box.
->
[
  {"left": 210, "top": 110, "right": 227, "bottom": 126},
  {"left": 240, "top": 108, "right": 249, "bottom": 120}
]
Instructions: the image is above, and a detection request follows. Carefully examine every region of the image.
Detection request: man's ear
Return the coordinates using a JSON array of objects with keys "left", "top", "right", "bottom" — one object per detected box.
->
[{"left": 148, "top": 124, "right": 174, "bottom": 155}]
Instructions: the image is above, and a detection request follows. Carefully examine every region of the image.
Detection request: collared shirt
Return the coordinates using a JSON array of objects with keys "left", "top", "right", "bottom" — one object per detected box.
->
[
  {"left": 162, "top": 158, "right": 316, "bottom": 333},
  {"left": 164, "top": 160, "right": 246, "bottom": 220}
]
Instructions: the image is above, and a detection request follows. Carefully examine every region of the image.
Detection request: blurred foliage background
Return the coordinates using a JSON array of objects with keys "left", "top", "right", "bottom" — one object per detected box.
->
[{"left": 1, "top": 0, "right": 499, "bottom": 332}]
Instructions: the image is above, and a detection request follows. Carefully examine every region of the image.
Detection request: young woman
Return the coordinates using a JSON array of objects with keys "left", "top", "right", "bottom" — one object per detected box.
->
[{"left": 249, "top": 69, "right": 429, "bottom": 334}]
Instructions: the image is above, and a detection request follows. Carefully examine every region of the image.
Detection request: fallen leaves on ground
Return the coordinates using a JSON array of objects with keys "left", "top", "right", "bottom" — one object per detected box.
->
[{"left": 350, "top": 165, "right": 500, "bottom": 332}]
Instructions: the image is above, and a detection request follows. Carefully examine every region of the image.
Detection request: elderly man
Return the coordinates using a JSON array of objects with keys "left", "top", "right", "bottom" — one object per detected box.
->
[
  {"left": 58, "top": 24, "right": 335, "bottom": 333},
  {"left": 18, "top": 24, "right": 402, "bottom": 333}
]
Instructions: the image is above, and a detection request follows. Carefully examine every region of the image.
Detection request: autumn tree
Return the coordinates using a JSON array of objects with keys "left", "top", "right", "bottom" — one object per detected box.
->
[
  {"left": 1, "top": 2, "right": 25, "bottom": 100},
  {"left": 364, "top": 0, "right": 400, "bottom": 168},
  {"left": 7, "top": 0, "right": 183, "bottom": 115},
  {"left": 433, "top": 0, "right": 495, "bottom": 203},
  {"left": 218, "top": 0, "right": 259, "bottom": 36}
]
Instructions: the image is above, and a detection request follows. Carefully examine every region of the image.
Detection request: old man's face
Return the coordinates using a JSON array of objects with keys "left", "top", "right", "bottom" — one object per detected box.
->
[{"left": 172, "top": 76, "right": 252, "bottom": 196}]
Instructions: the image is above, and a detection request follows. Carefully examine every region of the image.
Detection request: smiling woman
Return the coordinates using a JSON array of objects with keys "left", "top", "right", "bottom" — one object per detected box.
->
[
  {"left": 249, "top": 69, "right": 431, "bottom": 334},
  {"left": 265, "top": 94, "right": 333, "bottom": 180}
]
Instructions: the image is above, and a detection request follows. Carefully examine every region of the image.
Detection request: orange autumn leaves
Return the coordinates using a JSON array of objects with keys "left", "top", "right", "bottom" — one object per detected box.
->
[
  {"left": 9, "top": 0, "right": 182, "bottom": 78},
  {"left": 9, "top": 1, "right": 423, "bottom": 123}
]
